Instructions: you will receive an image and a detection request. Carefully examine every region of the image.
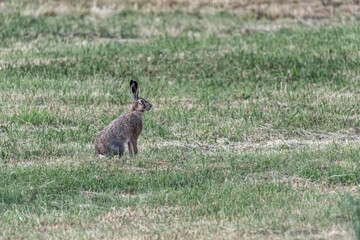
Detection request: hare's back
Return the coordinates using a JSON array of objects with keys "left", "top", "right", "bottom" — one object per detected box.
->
[{"left": 103, "top": 112, "right": 137, "bottom": 137}]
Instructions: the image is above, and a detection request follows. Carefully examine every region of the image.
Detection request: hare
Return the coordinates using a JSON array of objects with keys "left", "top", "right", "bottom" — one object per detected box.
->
[{"left": 94, "top": 80, "right": 152, "bottom": 157}]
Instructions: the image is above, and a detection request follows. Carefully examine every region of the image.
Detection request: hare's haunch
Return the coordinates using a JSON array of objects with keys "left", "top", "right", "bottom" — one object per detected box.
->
[{"left": 94, "top": 80, "right": 152, "bottom": 157}]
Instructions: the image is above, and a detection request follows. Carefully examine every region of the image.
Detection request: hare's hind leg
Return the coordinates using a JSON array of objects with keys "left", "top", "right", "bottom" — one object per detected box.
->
[{"left": 109, "top": 139, "right": 125, "bottom": 157}]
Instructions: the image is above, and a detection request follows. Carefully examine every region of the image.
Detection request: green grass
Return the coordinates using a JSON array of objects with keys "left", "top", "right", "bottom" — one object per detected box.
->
[{"left": 1, "top": 0, "right": 360, "bottom": 239}]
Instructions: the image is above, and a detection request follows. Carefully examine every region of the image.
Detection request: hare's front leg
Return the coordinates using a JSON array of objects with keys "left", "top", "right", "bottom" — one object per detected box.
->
[
  {"left": 131, "top": 137, "right": 138, "bottom": 155},
  {"left": 128, "top": 142, "right": 133, "bottom": 156}
]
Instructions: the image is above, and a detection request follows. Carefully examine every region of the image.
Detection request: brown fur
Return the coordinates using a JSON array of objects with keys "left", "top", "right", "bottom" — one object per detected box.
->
[{"left": 94, "top": 81, "right": 151, "bottom": 157}]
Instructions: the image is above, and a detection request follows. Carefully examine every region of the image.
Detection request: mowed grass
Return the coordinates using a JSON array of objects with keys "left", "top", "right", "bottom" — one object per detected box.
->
[{"left": 1, "top": 1, "right": 360, "bottom": 239}]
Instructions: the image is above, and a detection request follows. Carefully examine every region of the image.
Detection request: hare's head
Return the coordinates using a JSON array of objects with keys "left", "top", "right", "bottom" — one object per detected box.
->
[{"left": 130, "top": 80, "right": 152, "bottom": 112}]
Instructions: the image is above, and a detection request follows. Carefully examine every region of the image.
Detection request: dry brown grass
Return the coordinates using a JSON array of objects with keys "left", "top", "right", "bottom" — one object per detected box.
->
[
  {"left": 152, "top": 131, "right": 360, "bottom": 154},
  {"left": 6, "top": 0, "right": 360, "bottom": 19},
  {"left": 23, "top": 216, "right": 355, "bottom": 240}
]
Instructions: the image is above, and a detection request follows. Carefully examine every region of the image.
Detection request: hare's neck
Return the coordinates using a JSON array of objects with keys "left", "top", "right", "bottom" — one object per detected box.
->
[{"left": 132, "top": 110, "right": 145, "bottom": 119}]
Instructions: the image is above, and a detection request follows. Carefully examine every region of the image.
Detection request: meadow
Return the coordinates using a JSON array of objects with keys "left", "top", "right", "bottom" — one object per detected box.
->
[{"left": 1, "top": 0, "right": 360, "bottom": 239}]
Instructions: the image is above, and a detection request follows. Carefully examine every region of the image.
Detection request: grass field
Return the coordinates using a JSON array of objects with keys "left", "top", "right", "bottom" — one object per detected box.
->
[{"left": 1, "top": 0, "right": 360, "bottom": 239}]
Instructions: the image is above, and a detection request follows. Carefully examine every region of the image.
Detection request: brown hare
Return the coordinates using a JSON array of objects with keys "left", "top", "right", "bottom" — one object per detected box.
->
[{"left": 94, "top": 80, "right": 152, "bottom": 157}]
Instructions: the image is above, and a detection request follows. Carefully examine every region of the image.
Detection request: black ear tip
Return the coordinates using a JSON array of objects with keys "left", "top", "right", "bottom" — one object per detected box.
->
[{"left": 130, "top": 80, "right": 138, "bottom": 87}]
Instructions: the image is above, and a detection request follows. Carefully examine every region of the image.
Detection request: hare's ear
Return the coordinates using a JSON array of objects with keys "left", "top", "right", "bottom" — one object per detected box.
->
[{"left": 130, "top": 80, "right": 139, "bottom": 100}]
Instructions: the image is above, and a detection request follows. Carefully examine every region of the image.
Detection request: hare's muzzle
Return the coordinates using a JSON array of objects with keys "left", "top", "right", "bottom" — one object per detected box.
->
[{"left": 147, "top": 104, "right": 152, "bottom": 111}]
